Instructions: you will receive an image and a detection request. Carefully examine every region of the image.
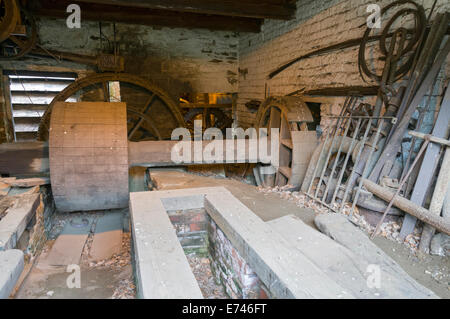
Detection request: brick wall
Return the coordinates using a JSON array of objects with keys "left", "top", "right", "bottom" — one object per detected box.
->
[
  {"left": 236, "top": 0, "right": 450, "bottom": 128},
  {"left": 208, "top": 217, "right": 269, "bottom": 299}
]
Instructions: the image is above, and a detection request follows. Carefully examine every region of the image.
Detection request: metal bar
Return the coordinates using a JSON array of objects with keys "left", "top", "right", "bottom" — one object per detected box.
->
[
  {"left": 321, "top": 115, "right": 352, "bottom": 204},
  {"left": 330, "top": 118, "right": 362, "bottom": 206},
  {"left": 341, "top": 119, "right": 372, "bottom": 214},
  {"left": 314, "top": 116, "right": 346, "bottom": 199},
  {"left": 349, "top": 119, "right": 384, "bottom": 216},
  {"left": 306, "top": 96, "right": 351, "bottom": 194},
  {"left": 323, "top": 116, "right": 395, "bottom": 120}
]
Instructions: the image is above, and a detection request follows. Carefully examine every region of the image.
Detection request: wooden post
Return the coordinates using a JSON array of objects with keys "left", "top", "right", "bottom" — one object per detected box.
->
[{"left": 361, "top": 178, "right": 450, "bottom": 236}]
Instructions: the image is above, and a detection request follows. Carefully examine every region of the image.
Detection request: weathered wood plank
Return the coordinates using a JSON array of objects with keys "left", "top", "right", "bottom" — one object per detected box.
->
[
  {"left": 65, "top": 0, "right": 295, "bottom": 20},
  {"left": 400, "top": 85, "right": 450, "bottom": 238}
]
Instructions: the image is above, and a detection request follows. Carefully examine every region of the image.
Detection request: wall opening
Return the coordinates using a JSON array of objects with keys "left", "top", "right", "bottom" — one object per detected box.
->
[{"left": 4, "top": 70, "right": 77, "bottom": 141}]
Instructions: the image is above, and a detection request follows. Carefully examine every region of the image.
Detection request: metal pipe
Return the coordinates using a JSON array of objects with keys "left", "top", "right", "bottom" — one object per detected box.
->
[{"left": 330, "top": 118, "right": 362, "bottom": 206}]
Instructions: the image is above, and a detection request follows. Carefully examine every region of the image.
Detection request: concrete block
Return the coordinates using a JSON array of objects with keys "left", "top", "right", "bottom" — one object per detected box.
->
[
  {"left": 0, "top": 194, "right": 40, "bottom": 251},
  {"left": 0, "top": 250, "right": 24, "bottom": 299}
]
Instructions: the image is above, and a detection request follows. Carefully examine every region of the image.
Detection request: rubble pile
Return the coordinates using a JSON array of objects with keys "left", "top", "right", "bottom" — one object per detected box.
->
[{"left": 187, "top": 254, "right": 228, "bottom": 299}]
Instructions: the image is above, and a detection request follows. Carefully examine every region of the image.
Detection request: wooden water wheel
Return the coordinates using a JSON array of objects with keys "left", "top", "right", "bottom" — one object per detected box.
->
[
  {"left": 38, "top": 72, "right": 186, "bottom": 142},
  {"left": 254, "top": 96, "right": 318, "bottom": 188}
]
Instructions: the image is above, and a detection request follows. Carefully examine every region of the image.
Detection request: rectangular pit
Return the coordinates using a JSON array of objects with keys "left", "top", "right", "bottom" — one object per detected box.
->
[{"left": 129, "top": 187, "right": 348, "bottom": 299}]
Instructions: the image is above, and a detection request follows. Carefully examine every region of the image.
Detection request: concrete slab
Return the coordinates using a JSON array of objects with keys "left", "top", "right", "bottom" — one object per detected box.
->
[
  {"left": 0, "top": 249, "right": 24, "bottom": 299},
  {"left": 129, "top": 192, "right": 204, "bottom": 299},
  {"left": 90, "top": 213, "right": 123, "bottom": 261},
  {"left": 44, "top": 217, "right": 92, "bottom": 266},
  {"left": 269, "top": 215, "right": 437, "bottom": 298},
  {"left": 314, "top": 213, "right": 437, "bottom": 298},
  {"left": 150, "top": 170, "right": 315, "bottom": 224},
  {"left": 0, "top": 193, "right": 40, "bottom": 250}
]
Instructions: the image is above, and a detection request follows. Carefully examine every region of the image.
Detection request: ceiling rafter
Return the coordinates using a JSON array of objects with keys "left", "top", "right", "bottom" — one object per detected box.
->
[
  {"left": 68, "top": 0, "right": 296, "bottom": 20},
  {"left": 28, "top": 0, "right": 264, "bottom": 33}
]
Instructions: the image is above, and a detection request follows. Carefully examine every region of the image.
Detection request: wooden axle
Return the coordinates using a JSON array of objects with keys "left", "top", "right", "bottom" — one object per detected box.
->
[{"left": 0, "top": 102, "right": 275, "bottom": 212}]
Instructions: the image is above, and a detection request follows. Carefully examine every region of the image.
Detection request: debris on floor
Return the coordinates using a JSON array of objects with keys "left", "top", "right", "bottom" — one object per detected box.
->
[
  {"left": 14, "top": 210, "right": 136, "bottom": 299},
  {"left": 257, "top": 185, "right": 424, "bottom": 253}
]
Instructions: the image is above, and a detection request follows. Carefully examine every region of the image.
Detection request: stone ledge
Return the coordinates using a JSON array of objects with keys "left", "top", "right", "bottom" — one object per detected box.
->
[
  {"left": 0, "top": 193, "right": 41, "bottom": 251},
  {"left": 0, "top": 249, "right": 24, "bottom": 299}
]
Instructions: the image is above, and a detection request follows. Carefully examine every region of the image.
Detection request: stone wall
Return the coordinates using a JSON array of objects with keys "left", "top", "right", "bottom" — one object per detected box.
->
[
  {"left": 0, "top": 18, "right": 239, "bottom": 99},
  {"left": 236, "top": 0, "right": 450, "bottom": 128}
]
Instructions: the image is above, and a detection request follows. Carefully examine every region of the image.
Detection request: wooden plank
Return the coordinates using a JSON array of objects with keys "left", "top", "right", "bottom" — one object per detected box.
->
[
  {"left": 290, "top": 131, "right": 319, "bottom": 186},
  {"left": 0, "top": 250, "right": 24, "bottom": 299},
  {"left": 400, "top": 85, "right": 450, "bottom": 239},
  {"left": 0, "top": 141, "right": 49, "bottom": 176},
  {"left": 30, "top": 0, "right": 263, "bottom": 33},
  {"left": 1, "top": 177, "right": 49, "bottom": 187},
  {"left": 43, "top": 217, "right": 92, "bottom": 266},
  {"left": 89, "top": 213, "right": 123, "bottom": 261},
  {"left": 129, "top": 193, "right": 203, "bottom": 299},
  {"left": 64, "top": 0, "right": 295, "bottom": 20},
  {"left": 1, "top": 75, "right": 14, "bottom": 142},
  {"left": 204, "top": 192, "right": 353, "bottom": 298},
  {"left": 179, "top": 103, "right": 232, "bottom": 109}
]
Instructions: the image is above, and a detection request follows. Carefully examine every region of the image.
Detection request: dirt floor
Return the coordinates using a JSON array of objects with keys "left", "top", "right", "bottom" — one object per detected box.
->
[
  {"left": 13, "top": 210, "right": 135, "bottom": 299},
  {"left": 149, "top": 168, "right": 450, "bottom": 299}
]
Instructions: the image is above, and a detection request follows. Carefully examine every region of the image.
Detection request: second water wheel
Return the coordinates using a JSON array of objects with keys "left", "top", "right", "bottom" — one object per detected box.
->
[{"left": 254, "top": 96, "right": 318, "bottom": 188}]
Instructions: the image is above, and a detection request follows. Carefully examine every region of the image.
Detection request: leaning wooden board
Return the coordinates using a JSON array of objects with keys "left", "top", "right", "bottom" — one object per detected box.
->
[{"left": 400, "top": 85, "right": 450, "bottom": 238}]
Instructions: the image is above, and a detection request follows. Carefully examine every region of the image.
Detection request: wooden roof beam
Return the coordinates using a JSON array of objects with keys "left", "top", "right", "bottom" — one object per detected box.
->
[
  {"left": 28, "top": 0, "right": 263, "bottom": 33},
  {"left": 69, "top": 0, "right": 295, "bottom": 20}
]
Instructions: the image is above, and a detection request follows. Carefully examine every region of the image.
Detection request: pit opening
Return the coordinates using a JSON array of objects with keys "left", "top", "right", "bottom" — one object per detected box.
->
[{"left": 166, "top": 207, "right": 269, "bottom": 299}]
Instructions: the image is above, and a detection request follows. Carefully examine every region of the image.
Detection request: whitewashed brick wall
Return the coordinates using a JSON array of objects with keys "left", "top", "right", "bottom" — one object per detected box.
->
[{"left": 237, "top": 0, "right": 450, "bottom": 128}]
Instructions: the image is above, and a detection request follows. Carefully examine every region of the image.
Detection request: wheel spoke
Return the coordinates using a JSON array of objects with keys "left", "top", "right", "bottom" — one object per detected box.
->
[
  {"left": 127, "top": 106, "right": 162, "bottom": 140},
  {"left": 102, "top": 81, "right": 110, "bottom": 102},
  {"left": 127, "top": 93, "right": 156, "bottom": 139}
]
